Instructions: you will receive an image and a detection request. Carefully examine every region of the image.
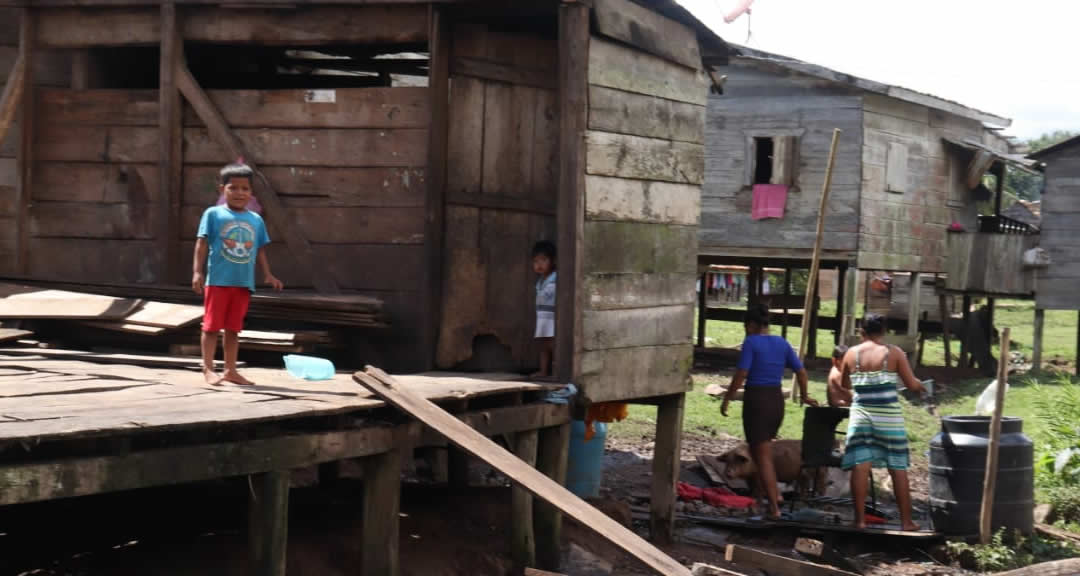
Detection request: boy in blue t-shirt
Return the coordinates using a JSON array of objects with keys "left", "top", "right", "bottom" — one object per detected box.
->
[{"left": 192, "top": 162, "right": 283, "bottom": 386}]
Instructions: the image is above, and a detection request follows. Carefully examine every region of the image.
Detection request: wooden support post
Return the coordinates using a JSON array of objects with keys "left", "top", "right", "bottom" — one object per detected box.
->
[
  {"left": 651, "top": 393, "right": 685, "bottom": 545},
  {"left": 14, "top": 9, "right": 33, "bottom": 275},
  {"left": 423, "top": 6, "right": 449, "bottom": 370},
  {"left": 747, "top": 266, "right": 758, "bottom": 305},
  {"left": 782, "top": 268, "right": 792, "bottom": 339},
  {"left": 513, "top": 429, "right": 540, "bottom": 574},
  {"left": 961, "top": 294, "right": 972, "bottom": 368},
  {"left": 941, "top": 291, "right": 952, "bottom": 368},
  {"left": 987, "top": 297, "right": 997, "bottom": 363},
  {"left": 907, "top": 273, "right": 922, "bottom": 343},
  {"left": 555, "top": 0, "right": 588, "bottom": 384},
  {"left": 834, "top": 264, "right": 847, "bottom": 346},
  {"left": 980, "top": 327, "right": 1010, "bottom": 545},
  {"left": 841, "top": 264, "right": 858, "bottom": 344},
  {"left": 159, "top": 2, "right": 182, "bottom": 285},
  {"left": 0, "top": 19, "right": 27, "bottom": 147},
  {"left": 808, "top": 295, "right": 819, "bottom": 359},
  {"left": 448, "top": 446, "right": 469, "bottom": 487},
  {"left": 175, "top": 59, "right": 339, "bottom": 294},
  {"left": 248, "top": 470, "right": 290, "bottom": 576},
  {"left": 917, "top": 312, "right": 927, "bottom": 367},
  {"left": 697, "top": 272, "right": 707, "bottom": 348},
  {"left": 793, "top": 128, "right": 841, "bottom": 402},
  {"left": 1076, "top": 311, "right": 1080, "bottom": 378},
  {"left": 362, "top": 449, "right": 402, "bottom": 576},
  {"left": 535, "top": 422, "right": 570, "bottom": 571},
  {"left": 71, "top": 50, "right": 89, "bottom": 89},
  {"left": 1032, "top": 308, "right": 1045, "bottom": 373}
]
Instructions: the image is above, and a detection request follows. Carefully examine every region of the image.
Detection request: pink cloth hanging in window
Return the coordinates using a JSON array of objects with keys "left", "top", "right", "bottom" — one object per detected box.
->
[{"left": 751, "top": 184, "right": 788, "bottom": 220}]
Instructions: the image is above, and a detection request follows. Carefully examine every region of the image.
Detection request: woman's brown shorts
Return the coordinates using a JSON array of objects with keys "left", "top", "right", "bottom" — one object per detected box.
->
[{"left": 742, "top": 386, "right": 785, "bottom": 445}]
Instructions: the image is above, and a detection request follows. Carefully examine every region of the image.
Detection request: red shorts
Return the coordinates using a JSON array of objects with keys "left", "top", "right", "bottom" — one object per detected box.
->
[{"left": 202, "top": 286, "right": 251, "bottom": 333}]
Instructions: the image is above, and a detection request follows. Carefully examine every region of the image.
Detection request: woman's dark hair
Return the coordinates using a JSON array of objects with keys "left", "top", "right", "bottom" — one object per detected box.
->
[
  {"left": 833, "top": 344, "right": 849, "bottom": 359},
  {"left": 744, "top": 302, "right": 770, "bottom": 328},
  {"left": 862, "top": 313, "right": 886, "bottom": 336},
  {"left": 532, "top": 241, "right": 556, "bottom": 261}
]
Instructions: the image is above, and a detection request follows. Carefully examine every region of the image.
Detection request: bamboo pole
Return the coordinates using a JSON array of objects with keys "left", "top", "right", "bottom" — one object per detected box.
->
[
  {"left": 792, "top": 128, "right": 841, "bottom": 403},
  {"left": 980, "top": 326, "right": 1010, "bottom": 544}
]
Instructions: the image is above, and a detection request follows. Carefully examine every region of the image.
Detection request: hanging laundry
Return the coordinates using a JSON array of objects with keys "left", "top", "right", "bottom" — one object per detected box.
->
[{"left": 751, "top": 184, "right": 788, "bottom": 220}]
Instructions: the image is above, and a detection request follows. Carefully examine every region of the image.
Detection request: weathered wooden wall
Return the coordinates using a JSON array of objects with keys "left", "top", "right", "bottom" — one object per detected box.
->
[
  {"left": 701, "top": 61, "right": 862, "bottom": 260},
  {"left": 0, "top": 9, "right": 71, "bottom": 275},
  {"left": 436, "top": 22, "right": 559, "bottom": 371},
  {"left": 1036, "top": 146, "right": 1080, "bottom": 309},
  {"left": 945, "top": 232, "right": 1037, "bottom": 296},
  {"left": 858, "top": 94, "right": 1001, "bottom": 272},
  {"left": 579, "top": 11, "right": 705, "bottom": 403}
]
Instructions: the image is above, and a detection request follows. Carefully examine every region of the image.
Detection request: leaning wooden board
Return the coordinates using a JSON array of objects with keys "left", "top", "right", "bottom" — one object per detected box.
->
[
  {"left": 354, "top": 366, "right": 692, "bottom": 576},
  {"left": 0, "top": 290, "right": 142, "bottom": 320}
]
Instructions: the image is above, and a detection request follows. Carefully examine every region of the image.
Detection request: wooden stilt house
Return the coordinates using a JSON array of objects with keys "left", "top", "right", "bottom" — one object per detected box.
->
[
  {"left": 0, "top": 0, "right": 727, "bottom": 552},
  {"left": 697, "top": 46, "right": 1033, "bottom": 365}
]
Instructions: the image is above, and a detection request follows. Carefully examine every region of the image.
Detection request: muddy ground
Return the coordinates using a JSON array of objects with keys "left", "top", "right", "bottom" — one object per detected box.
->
[{"left": 0, "top": 434, "right": 959, "bottom": 576}]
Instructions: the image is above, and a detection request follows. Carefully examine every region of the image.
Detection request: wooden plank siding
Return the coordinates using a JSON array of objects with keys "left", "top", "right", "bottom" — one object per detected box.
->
[
  {"left": 858, "top": 93, "right": 988, "bottom": 272},
  {"left": 581, "top": 25, "right": 703, "bottom": 403},
  {"left": 700, "top": 85, "right": 863, "bottom": 258},
  {"left": 29, "top": 87, "right": 428, "bottom": 292},
  {"left": 1038, "top": 156, "right": 1080, "bottom": 308},
  {"left": 0, "top": 12, "right": 19, "bottom": 273},
  {"left": 435, "top": 22, "right": 559, "bottom": 372}
]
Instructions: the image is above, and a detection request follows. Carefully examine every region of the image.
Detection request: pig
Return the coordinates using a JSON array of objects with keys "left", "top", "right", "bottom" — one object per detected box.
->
[{"left": 720, "top": 439, "right": 826, "bottom": 499}]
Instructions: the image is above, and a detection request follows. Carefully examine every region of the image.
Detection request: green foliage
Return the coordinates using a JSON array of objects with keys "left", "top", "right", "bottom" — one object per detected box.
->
[
  {"left": 1033, "top": 375, "right": 1080, "bottom": 492},
  {"left": 1005, "top": 130, "right": 1077, "bottom": 201},
  {"left": 947, "top": 529, "right": 1077, "bottom": 572},
  {"left": 1048, "top": 487, "right": 1080, "bottom": 525}
]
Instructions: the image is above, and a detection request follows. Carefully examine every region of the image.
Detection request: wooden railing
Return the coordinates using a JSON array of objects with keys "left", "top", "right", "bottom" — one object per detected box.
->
[{"left": 977, "top": 214, "right": 1036, "bottom": 235}]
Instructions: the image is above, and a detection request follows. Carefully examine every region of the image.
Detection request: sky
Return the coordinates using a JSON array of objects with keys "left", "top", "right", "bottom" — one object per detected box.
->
[{"left": 678, "top": 0, "right": 1080, "bottom": 140}]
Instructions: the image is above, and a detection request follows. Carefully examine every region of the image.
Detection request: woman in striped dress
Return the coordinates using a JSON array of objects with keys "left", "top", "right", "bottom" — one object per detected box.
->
[{"left": 840, "top": 314, "right": 925, "bottom": 530}]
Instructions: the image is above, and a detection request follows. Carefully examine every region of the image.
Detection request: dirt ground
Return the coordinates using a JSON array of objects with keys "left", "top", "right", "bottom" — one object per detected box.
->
[{"left": 0, "top": 435, "right": 959, "bottom": 576}]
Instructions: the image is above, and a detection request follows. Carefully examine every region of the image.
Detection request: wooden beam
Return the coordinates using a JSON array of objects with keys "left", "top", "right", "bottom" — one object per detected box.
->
[
  {"left": 907, "top": 273, "right": 922, "bottom": 346},
  {"left": 14, "top": 8, "right": 33, "bottom": 276},
  {"left": 424, "top": 5, "right": 449, "bottom": 370},
  {"left": 417, "top": 403, "right": 571, "bottom": 447},
  {"left": 1032, "top": 308, "right": 1044, "bottom": 372},
  {"left": 834, "top": 263, "right": 847, "bottom": 346},
  {"left": 159, "top": 2, "right": 182, "bottom": 284},
  {"left": 513, "top": 429, "right": 539, "bottom": 574},
  {"left": 0, "top": 40, "right": 25, "bottom": 147},
  {"left": 841, "top": 264, "right": 857, "bottom": 343},
  {"left": 450, "top": 56, "right": 555, "bottom": 90},
  {"left": 35, "top": 5, "right": 429, "bottom": 48},
  {"left": 650, "top": 393, "right": 684, "bottom": 545},
  {"left": 725, "top": 544, "right": 859, "bottom": 576},
  {"left": 980, "top": 326, "right": 1010, "bottom": 545},
  {"left": 792, "top": 128, "right": 840, "bottom": 402},
  {"left": 940, "top": 290, "right": 952, "bottom": 368},
  {"left": 961, "top": 294, "right": 972, "bottom": 367},
  {"left": 354, "top": 367, "right": 693, "bottom": 576},
  {"left": 248, "top": 469, "right": 290, "bottom": 576},
  {"left": 967, "top": 149, "right": 995, "bottom": 191},
  {"left": 697, "top": 272, "right": 707, "bottom": 347},
  {"left": 0, "top": 427, "right": 401, "bottom": 506},
  {"left": 555, "top": 0, "right": 588, "bottom": 384},
  {"left": 592, "top": 0, "right": 702, "bottom": 69},
  {"left": 362, "top": 446, "right": 403, "bottom": 576},
  {"left": 174, "top": 59, "right": 339, "bottom": 294},
  {"left": 782, "top": 268, "right": 791, "bottom": 339},
  {"left": 535, "top": 422, "right": 570, "bottom": 571}
]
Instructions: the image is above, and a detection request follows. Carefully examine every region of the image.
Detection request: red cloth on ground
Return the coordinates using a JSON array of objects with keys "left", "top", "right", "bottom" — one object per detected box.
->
[
  {"left": 677, "top": 482, "right": 703, "bottom": 501},
  {"left": 865, "top": 513, "right": 886, "bottom": 525},
  {"left": 702, "top": 486, "right": 755, "bottom": 509},
  {"left": 751, "top": 183, "right": 788, "bottom": 220}
]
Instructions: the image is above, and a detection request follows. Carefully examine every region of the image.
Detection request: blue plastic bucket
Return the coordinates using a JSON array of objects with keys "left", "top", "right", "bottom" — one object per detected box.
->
[
  {"left": 567, "top": 419, "right": 607, "bottom": 498},
  {"left": 283, "top": 354, "right": 335, "bottom": 381}
]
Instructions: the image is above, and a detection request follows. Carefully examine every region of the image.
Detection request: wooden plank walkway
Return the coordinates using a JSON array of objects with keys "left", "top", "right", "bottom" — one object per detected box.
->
[{"left": 0, "top": 354, "right": 550, "bottom": 443}]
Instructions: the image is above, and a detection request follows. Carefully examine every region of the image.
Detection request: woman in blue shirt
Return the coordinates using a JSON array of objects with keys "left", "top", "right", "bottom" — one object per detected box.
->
[{"left": 722, "top": 303, "right": 817, "bottom": 518}]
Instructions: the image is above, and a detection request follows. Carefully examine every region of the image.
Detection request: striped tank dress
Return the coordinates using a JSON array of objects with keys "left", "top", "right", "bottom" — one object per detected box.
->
[{"left": 841, "top": 345, "right": 909, "bottom": 470}]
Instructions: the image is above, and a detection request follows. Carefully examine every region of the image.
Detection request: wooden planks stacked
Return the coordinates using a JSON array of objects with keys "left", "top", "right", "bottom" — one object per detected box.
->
[
  {"left": 436, "top": 21, "right": 559, "bottom": 371},
  {"left": 578, "top": 0, "right": 704, "bottom": 403},
  {"left": 0, "top": 289, "right": 143, "bottom": 319}
]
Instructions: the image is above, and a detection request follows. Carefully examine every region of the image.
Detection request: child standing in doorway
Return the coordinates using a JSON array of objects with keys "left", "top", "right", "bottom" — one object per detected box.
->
[
  {"left": 532, "top": 241, "right": 557, "bottom": 378},
  {"left": 192, "top": 162, "right": 283, "bottom": 386}
]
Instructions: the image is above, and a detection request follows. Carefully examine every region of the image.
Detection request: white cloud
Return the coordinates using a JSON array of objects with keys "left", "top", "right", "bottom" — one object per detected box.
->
[{"left": 680, "top": 0, "right": 1079, "bottom": 139}]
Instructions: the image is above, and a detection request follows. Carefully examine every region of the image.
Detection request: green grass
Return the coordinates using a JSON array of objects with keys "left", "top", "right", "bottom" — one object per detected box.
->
[{"left": 615, "top": 298, "right": 1080, "bottom": 500}]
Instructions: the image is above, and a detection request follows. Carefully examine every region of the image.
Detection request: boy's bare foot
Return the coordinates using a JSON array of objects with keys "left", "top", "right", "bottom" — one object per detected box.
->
[
  {"left": 853, "top": 521, "right": 866, "bottom": 530},
  {"left": 221, "top": 370, "right": 255, "bottom": 386},
  {"left": 901, "top": 521, "right": 921, "bottom": 532},
  {"left": 203, "top": 368, "right": 222, "bottom": 386}
]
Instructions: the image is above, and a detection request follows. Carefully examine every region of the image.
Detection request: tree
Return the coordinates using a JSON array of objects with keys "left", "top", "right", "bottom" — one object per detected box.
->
[{"left": 1006, "top": 130, "right": 1077, "bottom": 201}]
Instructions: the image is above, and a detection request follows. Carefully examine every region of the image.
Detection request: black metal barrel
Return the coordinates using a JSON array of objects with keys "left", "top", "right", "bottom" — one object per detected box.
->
[{"left": 929, "top": 415, "right": 1034, "bottom": 536}]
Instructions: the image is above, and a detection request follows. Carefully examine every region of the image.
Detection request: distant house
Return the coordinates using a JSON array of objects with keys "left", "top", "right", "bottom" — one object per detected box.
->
[{"left": 697, "top": 45, "right": 1033, "bottom": 358}]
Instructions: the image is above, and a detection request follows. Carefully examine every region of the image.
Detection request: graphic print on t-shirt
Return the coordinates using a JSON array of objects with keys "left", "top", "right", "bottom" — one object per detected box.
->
[{"left": 221, "top": 220, "right": 256, "bottom": 264}]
